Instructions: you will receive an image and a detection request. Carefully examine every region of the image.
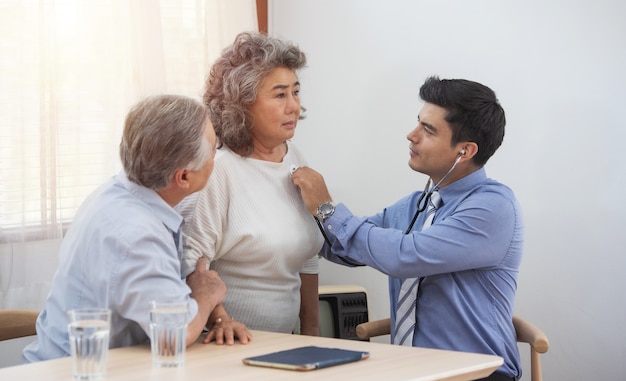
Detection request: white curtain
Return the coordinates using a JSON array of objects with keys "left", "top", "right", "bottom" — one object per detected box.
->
[{"left": 0, "top": 0, "right": 258, "bottom": 309}]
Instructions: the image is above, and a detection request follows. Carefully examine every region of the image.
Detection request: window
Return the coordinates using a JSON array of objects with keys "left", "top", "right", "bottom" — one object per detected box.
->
[{"left": 0, "top": 0, "right": 257, "bottom": 243}]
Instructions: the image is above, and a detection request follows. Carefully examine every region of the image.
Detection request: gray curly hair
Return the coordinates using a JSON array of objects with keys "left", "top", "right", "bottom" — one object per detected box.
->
[{"left": 203, "top": 32, "right": 307, "bottom": 156}]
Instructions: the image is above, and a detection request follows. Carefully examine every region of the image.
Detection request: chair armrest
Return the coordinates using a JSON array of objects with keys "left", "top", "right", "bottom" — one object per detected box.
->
[
  {"left": 356, "top": 318, "right": 391, "bottom": 340},
  {"left": 512, "top": 315, "right": 549, "bottom": 353},
  {"left": 0, "top": 309, "right": 39, "bottom": 341}
]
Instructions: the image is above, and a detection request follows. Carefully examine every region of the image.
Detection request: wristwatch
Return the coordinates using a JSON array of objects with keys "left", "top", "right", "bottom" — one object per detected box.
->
[{"left": 316, "top": 202, "right": 335, "bottom": 222}]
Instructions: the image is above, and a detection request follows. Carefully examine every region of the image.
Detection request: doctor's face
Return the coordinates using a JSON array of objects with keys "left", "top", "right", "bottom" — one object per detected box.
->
[{"left": 406, "top": 103, "right": 461, "bottom": 183}]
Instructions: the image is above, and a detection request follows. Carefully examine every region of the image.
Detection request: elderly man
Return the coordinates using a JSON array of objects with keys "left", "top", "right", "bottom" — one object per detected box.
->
[{"left": 24, "top": 94, "right": 250, "bottom": 363}]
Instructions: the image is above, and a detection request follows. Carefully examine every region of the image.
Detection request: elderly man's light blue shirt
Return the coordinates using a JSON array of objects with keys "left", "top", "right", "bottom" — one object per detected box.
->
[
  {"left": 319, "top": 168, "right": 523, "bottom": 379},
  {"left": 23, "top": 172, "right": 198, "bottom": 363}
]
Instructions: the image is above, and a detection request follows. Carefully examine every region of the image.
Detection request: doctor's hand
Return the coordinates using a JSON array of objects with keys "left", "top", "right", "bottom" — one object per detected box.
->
[{"left": 291, "top": 166, "right": 333, "bottom": 216}]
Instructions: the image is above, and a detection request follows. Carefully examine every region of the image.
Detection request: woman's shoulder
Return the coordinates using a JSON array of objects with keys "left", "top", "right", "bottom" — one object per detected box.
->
[{"left": 213, "top": 147, "right": 245, "bottom": 170}]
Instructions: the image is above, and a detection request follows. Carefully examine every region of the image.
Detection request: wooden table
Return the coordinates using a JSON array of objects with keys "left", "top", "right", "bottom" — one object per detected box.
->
[{"left": 0, "top": 330, "right": 503, "bottom": 380}]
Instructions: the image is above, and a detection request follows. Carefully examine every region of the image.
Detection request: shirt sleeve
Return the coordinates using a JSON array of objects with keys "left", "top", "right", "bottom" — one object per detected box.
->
[
  {"left": 322, "top": 191, "right": 517, "bottom": 279},
  {"left": 110, "top": 231, "right": 198, "bottom": 336}
]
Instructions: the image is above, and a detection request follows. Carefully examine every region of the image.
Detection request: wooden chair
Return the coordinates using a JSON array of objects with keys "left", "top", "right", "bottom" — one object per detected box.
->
[
  {"left": 356, "top": 315, "right": 549, "bottom": 381},
  {"left": 512, "top": 316, "right": 549, "bottom": 381},
  {"left": 0, "top": 309, "right": 39, "bottom": 341}
]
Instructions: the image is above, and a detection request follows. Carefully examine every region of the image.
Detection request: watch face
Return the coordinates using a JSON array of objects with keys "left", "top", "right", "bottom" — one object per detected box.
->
[
  {"left": 320, "top": 203, "right": 333, "bottom": 214},
  {"left": 318, "top": 202, "right": 335, "bottom": 220}
]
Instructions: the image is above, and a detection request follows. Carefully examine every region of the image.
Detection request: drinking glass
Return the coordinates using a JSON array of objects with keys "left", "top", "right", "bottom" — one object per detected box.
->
[
  {"left": 67, "top": 308, "right": 111, "bottom": 380},
  {"left": 149, "top": 300, "right": 189, "bottom": 367}
]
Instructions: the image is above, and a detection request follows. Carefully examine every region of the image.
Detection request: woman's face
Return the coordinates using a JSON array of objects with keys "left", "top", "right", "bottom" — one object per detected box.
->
[{"left": 249, "top": 66, "right": 301, "bottom": 147}]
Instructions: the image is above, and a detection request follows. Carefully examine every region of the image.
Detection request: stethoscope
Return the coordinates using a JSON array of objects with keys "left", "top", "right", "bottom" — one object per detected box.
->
[{"left": 404, "top": 151, "right": 464, "bottom": 234}]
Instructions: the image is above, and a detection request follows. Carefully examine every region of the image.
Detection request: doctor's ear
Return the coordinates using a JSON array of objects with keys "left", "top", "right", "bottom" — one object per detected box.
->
[{"left": 456, "top": 143, "right": 478, "bottom": 159}]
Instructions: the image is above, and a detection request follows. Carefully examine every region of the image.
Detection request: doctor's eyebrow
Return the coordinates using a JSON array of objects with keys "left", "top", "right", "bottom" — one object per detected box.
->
[{"left": 418, "top": 118, "right": 438, "bottom": 134}]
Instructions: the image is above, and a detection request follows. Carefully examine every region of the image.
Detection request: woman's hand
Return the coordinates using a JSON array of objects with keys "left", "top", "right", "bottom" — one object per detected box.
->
[{"left": 203, "top": 316, "right": 252, "bottom": 345}]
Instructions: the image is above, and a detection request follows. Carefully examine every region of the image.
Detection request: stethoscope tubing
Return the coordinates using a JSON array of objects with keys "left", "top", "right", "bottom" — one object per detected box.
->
[{"left": 404, "top": 155, "right": 462, "bottom": 234}]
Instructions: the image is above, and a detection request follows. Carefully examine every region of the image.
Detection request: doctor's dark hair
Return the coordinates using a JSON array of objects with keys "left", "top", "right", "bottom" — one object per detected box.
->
[
  {"left": 419, "top": 76, "right": 505, "bottom": 166},
  {"left": 203, "top": 31, "right": 307, "bottom": 157},
  {"left": 120, "top": 95, "right": 211, "bottom": 190}
]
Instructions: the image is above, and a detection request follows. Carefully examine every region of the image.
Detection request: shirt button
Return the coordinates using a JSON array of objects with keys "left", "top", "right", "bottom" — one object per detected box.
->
[{"left": 327, "top": 224, "right": 333, "bottom": 230}]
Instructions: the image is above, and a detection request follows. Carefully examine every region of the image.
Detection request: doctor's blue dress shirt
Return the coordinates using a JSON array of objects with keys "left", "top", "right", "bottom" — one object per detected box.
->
[{"left": 319, "top": 168, "right": 523, "bottom": 379}]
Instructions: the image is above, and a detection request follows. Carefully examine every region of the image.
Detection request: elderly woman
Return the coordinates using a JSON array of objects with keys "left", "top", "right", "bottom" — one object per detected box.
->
[{"left": 178, "top": 32, "right": 323, "bottom": 344}]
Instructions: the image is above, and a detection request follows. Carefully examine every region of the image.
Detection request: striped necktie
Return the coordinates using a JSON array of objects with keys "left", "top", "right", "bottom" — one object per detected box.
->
[{"left": 393, "top": 191, "right": 441, "bottom": 346}]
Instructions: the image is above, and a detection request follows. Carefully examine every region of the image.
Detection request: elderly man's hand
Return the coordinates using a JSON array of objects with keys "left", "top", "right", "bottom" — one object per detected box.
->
[{"left": 187, "top": 257, "right": 226, "bottom": 312}]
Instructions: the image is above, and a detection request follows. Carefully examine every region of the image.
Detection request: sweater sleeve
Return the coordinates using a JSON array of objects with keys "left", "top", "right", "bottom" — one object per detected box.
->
[{"left": 178, "top": 162, "right": 230, "bottom": 277}]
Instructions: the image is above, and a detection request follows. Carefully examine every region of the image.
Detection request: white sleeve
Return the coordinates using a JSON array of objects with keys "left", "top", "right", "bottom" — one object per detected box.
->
[
  {"left": 178, "top": 164, "right": 230, "bottom": 277},
  {"left": 300, "top": 254, "right": 319, "bottom": 274}
]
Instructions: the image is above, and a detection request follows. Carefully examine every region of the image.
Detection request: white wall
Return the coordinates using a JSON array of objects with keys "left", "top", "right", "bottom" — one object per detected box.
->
[
  {"left": 270, "top": 0, "right": 626, "bottom": 380},
  {"left": 0, "top": 239, "right": 60, "bottom": 367},
  {"left": 0, "top": 336, "right": 34, "bottom": 368}
]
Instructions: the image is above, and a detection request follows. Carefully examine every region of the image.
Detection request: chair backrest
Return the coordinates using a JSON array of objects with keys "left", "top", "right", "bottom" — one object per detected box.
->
[
  {"left": 356, "top": 315, "right": 549, "bottom": 381},
  {"left": 0, "top": 309, "right": 39, "bottom": 341}
]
